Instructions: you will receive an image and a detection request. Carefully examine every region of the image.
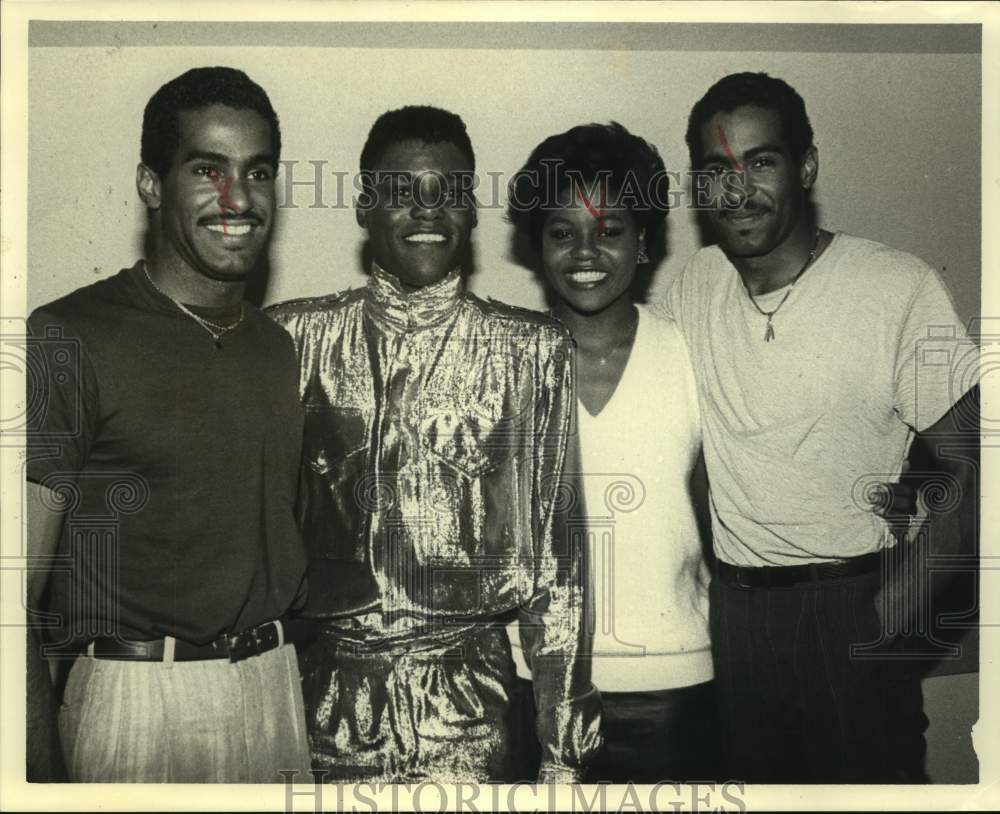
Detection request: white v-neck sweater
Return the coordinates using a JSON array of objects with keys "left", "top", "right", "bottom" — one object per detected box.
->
[{"left": 510, "top": 304, "right": 713, "bottom": 691}]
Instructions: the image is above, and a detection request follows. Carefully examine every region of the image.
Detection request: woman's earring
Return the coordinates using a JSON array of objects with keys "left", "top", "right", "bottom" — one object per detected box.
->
[{"left": 637, "top": 247, "right": 649, "bottom": 264}]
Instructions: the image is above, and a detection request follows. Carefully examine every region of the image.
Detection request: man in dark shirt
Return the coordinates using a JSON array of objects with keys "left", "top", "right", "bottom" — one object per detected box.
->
[{"left": 25, "top": 67, "right": 311, "bottom": 782}]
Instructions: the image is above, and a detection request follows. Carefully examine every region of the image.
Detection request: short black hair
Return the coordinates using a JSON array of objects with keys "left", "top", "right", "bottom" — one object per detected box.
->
[
  {"left": 685, "top": 72, "right": 814, "bottom": 167},
  {"left": 141, "top": 66, "right": 281, "bottom": 177},
  {"left": 506, "top": 122, "right": 669, "bottom": 248},
  {"left": 359, "top": 105, "right": 475, "bottom": 173}
]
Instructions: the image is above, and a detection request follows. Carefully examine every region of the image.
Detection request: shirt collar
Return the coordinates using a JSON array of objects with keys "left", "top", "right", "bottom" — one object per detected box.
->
[{"left": 365, "top": 263, "right": 462, "bottom": 331}]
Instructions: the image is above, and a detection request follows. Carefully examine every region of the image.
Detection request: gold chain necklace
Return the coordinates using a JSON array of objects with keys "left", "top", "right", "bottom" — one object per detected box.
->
[
  {"left": 143, "top": 262, "right": 244, "bottom": 349},
  {"left": 742, "top": 230, "right": 821, "bottom": 342}
]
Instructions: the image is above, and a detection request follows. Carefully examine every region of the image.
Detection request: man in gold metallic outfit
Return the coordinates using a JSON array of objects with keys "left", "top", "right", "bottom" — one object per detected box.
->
[{"left": 268, "top": 106, "right": 600, "bottom": 783}]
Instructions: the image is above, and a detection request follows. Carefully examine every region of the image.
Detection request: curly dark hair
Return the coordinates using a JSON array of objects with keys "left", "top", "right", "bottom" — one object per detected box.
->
[
  {"left": 685, "top": 72, "right": 814, "bottom": 167},
  {"left": 359, "top": 105, "right": 475, "bottom": 173},
  {"left": 506, "top": 122, "right": 669, "bottom": 249},
  {"left": 141, "top": 67, "right": 281, "bottom": 177}
]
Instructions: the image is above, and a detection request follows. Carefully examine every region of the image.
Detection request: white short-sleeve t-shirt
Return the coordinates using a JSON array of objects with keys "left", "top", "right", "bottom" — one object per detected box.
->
[{"left": 663, "top": 232, "right": 977, "bottom": 567}]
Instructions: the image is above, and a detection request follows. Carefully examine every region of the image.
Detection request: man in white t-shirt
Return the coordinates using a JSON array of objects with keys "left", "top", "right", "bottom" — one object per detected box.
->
[{"left": 662, "top": 72, "right": 979, "bottom": 783}]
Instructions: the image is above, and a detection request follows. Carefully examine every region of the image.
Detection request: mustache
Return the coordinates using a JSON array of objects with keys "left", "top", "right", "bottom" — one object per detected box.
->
[{"left": 719, "top": 202, "right": 772, "bottom": 219}]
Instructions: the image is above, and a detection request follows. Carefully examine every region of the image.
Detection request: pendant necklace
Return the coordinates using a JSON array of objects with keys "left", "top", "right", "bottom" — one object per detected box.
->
[
  {"left": 597, "top": 307, "right": 639, "bottom": 366},
  {"left": 143, "top": 262, "right": 244, "bottom": 349},
  {"left": 743, "top": 230, "right": 821, "bottom": 342}
]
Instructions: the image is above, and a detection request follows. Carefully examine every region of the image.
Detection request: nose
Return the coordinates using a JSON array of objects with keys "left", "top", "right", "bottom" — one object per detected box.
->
[
  {"left": 410, "top": 175, "right": 445, "bottom": 221},
  {"left": 740, "top": 169, "right": 758, "bottom": 199},
  {"left": 720, "top": 168, "right": 755, "bottom": 210},
  {"left": 218, "top": 175, "right": 251, "bottom": 215},
  {"left": 571, "top": 230, "right": 600, "bottom": 259},
  {"left": 411, "top": 200, "right": 444, "bottom": 221}
]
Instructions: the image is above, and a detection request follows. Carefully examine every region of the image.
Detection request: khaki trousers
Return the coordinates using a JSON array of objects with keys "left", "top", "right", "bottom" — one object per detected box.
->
[{"left": 59, "top": 643, "right": 312, "bottom": 783}]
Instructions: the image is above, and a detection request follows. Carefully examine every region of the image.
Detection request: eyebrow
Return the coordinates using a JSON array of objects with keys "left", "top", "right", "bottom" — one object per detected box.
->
[
  {"left": 182, "top": 150, "right": 275, "bottom": 166},
  {"left": 700, "top": 143, "right": 787, "bottom": 166},
  {"left": 374, "top": 171, "right": 468, "bottom": 182},
  {"left": 546, "top": 211, "right": 627, "bottom": 224},
  {"left": 743, "top": 144, "right": 786, "bottom": 160}
]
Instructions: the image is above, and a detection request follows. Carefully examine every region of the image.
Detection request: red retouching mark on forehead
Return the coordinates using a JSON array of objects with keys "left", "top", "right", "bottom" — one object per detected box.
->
[
  {"left": 717, "top": 124, "right": 743, "bottom": 172},
  {"left": 214, "top": 175, "right": 237, "bottom": 234},
  {"left": 575, "top": 185, "right": 606, "bottom": 234}
]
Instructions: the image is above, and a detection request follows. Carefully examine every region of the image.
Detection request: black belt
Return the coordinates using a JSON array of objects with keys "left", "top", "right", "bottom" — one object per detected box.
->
[
  {"left": 82, "top": 618, "right": 315, "bottom": 663},
  {"left": 716, "top": 551, "right": 882, "bottom": 589}
]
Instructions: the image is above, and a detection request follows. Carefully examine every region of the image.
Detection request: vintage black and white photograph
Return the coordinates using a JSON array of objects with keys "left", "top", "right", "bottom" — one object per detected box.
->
[{"left": 1, "top": 1, "right": 996, "bottom": 811}]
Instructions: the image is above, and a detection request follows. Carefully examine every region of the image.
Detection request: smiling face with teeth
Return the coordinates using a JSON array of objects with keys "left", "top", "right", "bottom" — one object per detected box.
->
[
  {"left": 697, "top": 105, "right": 816, "bottom": 262},
  {"left": 138, "top": 104, "right": 276, "bottom": 290},
  {"left": 541, "top": 184, "right": 644, "bottom": 316},
  {"left": 357, "top": 139, "right": 476, "bottom": 292}
]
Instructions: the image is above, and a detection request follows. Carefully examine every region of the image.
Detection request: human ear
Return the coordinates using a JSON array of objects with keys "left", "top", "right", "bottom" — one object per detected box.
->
[
  {"left": 800, "top": 145, "right": 818, "bottom": 190},
  {"left": 136, "top": 163, "right": 162, "bottom": 210}
]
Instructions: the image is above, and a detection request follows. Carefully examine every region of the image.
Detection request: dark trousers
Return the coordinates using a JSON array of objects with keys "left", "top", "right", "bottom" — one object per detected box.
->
[
  {"left": 510, "top": 676, "right": 722, "bottom": 783},
  {"left": 711, "top": 570, "right": 928, "bottom": 783}
]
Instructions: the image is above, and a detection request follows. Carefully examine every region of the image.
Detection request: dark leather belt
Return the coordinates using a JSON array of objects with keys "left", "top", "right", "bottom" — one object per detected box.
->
[
  {"left": 716, "top": 551, "right": 883, "bottom": 589},
  {"left": 83, "top": 618, "right": 315, "bottom": 663}
]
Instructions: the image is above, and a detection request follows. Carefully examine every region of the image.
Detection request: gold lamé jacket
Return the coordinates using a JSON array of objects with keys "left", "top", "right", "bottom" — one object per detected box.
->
[{"left": 267, "top": 266, "right": 600, "bottom": 778}]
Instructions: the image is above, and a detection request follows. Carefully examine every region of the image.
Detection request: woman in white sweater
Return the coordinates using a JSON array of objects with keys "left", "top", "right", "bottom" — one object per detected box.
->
[{"left": 505, "top": 122, "right": 719, "bottom": 782}]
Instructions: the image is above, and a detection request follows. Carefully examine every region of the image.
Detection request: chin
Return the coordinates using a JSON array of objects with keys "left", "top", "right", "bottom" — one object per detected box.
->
[
  {"left": 191, "top": 262, "right": 255, "bottom": 284},
  {"left": 720, "top": 243, "right": 767, "bottom": 259},
  {"left": 204, "top": 264, "right": 255, "bottom": 282},
  {"left": 561, "top": 296, "right": 612, "bottom": 317},
  {"left": 397, "top": 266, "right": 454, "bottom": 290},
  {"left": 716, "top": 233, "right": 774, "bottom": 258}
]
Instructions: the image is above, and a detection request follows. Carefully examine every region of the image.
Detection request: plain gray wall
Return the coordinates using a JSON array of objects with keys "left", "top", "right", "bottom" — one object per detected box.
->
[{"left": 28, "top": 25, "right": 980, "bottom": 330}]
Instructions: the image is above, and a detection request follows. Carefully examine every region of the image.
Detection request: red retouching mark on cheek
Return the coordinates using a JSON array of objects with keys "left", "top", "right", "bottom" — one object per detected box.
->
[
  {"left": 717, "top": 125, "right": 743, "bottom": 173},
  {"left": 213, "top": 176, "right": 237, "bottom": 234},
  {"left": 575, "top": 186, "right": 605, "bottom": 234}
]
